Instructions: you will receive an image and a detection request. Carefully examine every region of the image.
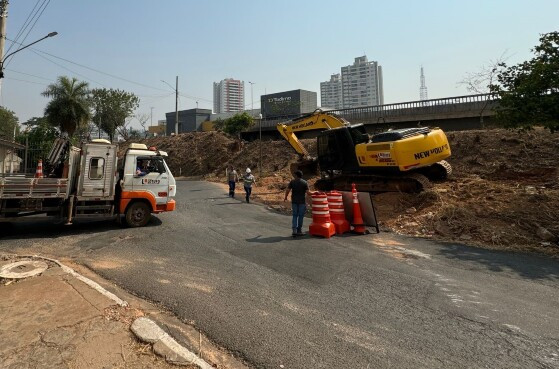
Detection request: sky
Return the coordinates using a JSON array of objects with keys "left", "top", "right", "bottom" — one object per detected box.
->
[{"left": 1, "top": 0, "right": 558, "bottom": 127}]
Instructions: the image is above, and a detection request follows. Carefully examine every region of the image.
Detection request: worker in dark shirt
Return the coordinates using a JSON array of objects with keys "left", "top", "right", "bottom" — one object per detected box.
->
[{"left": 284, "top": 170, "right": 310, "bottom": 237}]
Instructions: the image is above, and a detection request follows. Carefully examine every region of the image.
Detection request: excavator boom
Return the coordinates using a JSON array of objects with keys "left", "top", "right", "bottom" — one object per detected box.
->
[{"left": 276, "top": 109, "right": 349, "bottom": 158}]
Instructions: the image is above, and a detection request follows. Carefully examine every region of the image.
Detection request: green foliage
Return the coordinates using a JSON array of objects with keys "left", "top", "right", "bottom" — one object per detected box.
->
[
  {"left": 90, "top": 88, "right": 140, "bottom": 141},
  {"left": 212, "top": 118, "right": 225, "bottom": 131},
  {"left": 20, "top": 117, "right": 59, "bottom": 157},
  {"left": 490, "top": 32, "right": 559, "bottom": 131},
  {"left": 0, "top": 106, "right": 19, "bottom": 139},
  {"left": 42, "top": 76, "right": 91, "bottom": 137},
  {"left": 222, "top": 112, "right": 253, "bottom": 135}
]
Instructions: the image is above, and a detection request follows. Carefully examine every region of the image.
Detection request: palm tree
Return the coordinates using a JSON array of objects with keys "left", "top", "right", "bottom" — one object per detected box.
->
[{"left": 42, "top": 76, "right": 91, "bottom": 137}]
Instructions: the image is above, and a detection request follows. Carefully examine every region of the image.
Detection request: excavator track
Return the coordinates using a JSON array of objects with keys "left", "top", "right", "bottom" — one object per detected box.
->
[
  {"left": 422, "top": 160, "right": 452, "bottom": 181},
  {"left": 315, "top": 172, "right": 432, "bottom": 193}
]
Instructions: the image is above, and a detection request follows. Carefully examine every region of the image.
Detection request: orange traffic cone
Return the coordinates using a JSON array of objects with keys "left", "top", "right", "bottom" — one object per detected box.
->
[
  {"left": 351, "top": 183, "right": 366, "bottom": 234},
  {"left": 35, "top": 159, "right": 43, "bottom": 179},
  {"left": 309, "top": 192, "right": 336, "bottom": 238},
  {"left": 327, "top": 191, "right": 350, "bottom": 235}
]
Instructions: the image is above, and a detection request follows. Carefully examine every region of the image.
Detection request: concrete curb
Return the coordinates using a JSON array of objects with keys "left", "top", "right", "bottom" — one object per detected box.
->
[
  {"left": 131, "top": 317, "right": 213, "bottom": 369},
  {"left": 9, "top": 254, "right": 213, "bottom": 368}
]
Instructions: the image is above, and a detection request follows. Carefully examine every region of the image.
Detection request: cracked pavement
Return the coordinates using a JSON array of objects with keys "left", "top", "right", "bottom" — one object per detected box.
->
[{"left": 0, "top": 259, "right": 178, "bottom": 369}]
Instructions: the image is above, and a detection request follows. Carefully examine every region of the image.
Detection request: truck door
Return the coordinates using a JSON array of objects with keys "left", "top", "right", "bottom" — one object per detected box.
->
[
  {"left": 132, "top": 156, "right": 170, "bottom": 205},
  {"left": 79, "top": 145, "right": 115, "bottom": 198}
]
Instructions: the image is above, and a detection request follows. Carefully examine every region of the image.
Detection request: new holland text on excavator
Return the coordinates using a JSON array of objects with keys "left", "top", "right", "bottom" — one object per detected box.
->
[{"left": 277, "top": 109, "right": 452, "bottom": 192}]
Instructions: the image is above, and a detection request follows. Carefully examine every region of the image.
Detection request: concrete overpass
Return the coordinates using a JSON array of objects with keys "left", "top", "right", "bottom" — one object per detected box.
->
[{"left": 243, "top": 93, "right": 498, "bottom": 139}]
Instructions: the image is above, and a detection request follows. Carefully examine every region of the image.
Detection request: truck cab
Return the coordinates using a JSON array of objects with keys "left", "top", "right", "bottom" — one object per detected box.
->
[{"left": 118, "top": 143, "right": 176, "bottom": 227}]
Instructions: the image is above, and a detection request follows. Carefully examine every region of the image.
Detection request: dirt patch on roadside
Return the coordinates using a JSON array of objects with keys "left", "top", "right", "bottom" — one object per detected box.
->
[{"left": 137, "top": 127, "right": 559, "bottom": 255}]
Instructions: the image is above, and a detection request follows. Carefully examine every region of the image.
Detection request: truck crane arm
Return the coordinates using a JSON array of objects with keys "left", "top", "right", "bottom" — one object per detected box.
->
[{"left": 276, "top": 109, "right": 349, "bottom": 158}]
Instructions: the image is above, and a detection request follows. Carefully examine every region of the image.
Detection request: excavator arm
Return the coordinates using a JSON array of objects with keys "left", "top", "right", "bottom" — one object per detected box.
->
[{"left": 277, "top": 109, "right": 349, "bottom": 158}]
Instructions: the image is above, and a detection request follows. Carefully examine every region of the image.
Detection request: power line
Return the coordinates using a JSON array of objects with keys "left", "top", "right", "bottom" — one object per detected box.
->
[
  {"left": 4, "top": 38, "right": 217, "bottom": 104},
  {"left": 5, "top": 0, "right": 42, "bottom": 55},
  {"left": 13, "top": 0, "right": 51, "bottom": 62},
  {"left": 30, "top": 49, "right": 107, "bottom": 87},
  {"left": 5, "top": 68, "right": 54, "bottom": 82},
  {"left": 5, "top": 76, "right": 47, "bottom": 86},
  {"left": 6, "top": 0, "right": 50, "bottom": 67}
]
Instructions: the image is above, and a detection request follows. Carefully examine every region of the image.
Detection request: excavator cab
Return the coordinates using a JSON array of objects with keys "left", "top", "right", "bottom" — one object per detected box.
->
[{"left": 317, "top": 124, "right": 368, "bottom": 173}]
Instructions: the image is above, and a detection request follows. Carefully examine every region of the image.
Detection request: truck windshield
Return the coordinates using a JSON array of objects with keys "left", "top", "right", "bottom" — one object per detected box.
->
[{"left": 135, "top": 156, "right": 166, "bottom": 177}]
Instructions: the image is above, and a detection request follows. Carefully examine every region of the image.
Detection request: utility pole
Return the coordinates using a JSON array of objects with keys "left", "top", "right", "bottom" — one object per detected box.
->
[
  {"left": 175, "top": 76, "right": 179, "bottom": 135},
  {"left": 150, "top": 107, "right": 154, "bottom": 126},
  {"left": 0, "top": 0, "right": 9, "bottom": 94}
]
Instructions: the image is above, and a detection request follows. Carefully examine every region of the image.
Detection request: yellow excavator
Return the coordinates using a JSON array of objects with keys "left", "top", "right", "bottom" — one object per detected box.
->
[{"left": 277, "top": 109, "right": 452, "bottom": 192}]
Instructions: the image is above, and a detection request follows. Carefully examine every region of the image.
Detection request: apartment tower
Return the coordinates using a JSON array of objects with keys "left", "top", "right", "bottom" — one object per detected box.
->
[
  {"left": 320, "top": 73, "right": 343, "bottom": 109},
  {"left": 213, "top": 78, "right": 245, "bottom": 114},
  {"left": 341, "top": 56, "right": 384, "bottom": 108}
]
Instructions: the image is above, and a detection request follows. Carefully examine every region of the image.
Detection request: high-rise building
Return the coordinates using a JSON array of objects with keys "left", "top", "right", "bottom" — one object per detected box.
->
[
  {"left": 320, "top": 74, "right": 342, "bottom": 109},
  {"left": 213, "top": 78, "right": 245, "bottom": 114},
  {"left": 341, "top": 56, "right": 384, "bottom": 108},
  {"left": 420, "top": 66, "right": 428, "bottom": 101}
]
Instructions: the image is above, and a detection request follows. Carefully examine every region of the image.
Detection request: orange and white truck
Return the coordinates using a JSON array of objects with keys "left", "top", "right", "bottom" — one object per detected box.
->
[{"left": 0, "top": 139, "right": 176, "bottom": 227}]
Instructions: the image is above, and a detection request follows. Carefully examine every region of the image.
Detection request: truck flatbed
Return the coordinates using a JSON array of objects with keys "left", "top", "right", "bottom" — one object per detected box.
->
[{"left": 0, "top": 177, "right": 69, "bottom": 199}]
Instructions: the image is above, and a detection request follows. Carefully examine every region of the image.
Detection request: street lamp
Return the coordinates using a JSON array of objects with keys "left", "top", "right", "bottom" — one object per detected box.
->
[
  {"left": 161, "top": 77, "right": 179, "bottom": 135},
  {"left": 258, "top": 113, "right": 263, "bottom": 177},
  {"left": 0, "top": 31, "right": 58, "bottom": 78}
]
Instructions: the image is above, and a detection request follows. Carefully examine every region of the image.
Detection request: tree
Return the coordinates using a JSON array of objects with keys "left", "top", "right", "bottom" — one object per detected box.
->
[
  {"left": 458, "top": 52, "right": 510, "bottom": 127},
  {"left": 459, "top": 52, "right": 509, "bottom": 94},
  {"left": 212, "top": 117, "right": 225, "bottom": 131},
  {"left": 42, "top": 76, "right": 91, "bottom": 137},
  {"left": 0, "top": 106, "right": 19, "bottom": 139},
  {"left": 90, "top": 88, "right": 139, "bottom": 142},
  {"left": 135, "top": 113, "right": 150, "bottom": 138},
  {"left": 222, "top": 112, "right": 254, "bottom": 136},
  {"left": 20, "top": 117, "right": 59, "bottom": 157},
  {"left": 490, "top": 31, "right": 559, "bottom": 131}
]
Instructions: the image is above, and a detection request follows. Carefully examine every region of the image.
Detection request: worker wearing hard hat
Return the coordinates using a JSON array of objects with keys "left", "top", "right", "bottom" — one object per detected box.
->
[{"left": 242, "top": 168, "right": 256, "bottom": 203}]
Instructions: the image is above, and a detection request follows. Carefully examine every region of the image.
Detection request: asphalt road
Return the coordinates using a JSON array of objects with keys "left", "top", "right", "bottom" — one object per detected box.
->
[{"left": 2, "top": 180, "right": 559, "bottom": 368}]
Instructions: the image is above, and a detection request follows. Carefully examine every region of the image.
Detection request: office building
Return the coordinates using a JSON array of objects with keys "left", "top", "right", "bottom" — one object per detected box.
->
[
  {"left": 341, "top": 56, "right": 384, "bottom": 108},
  {"left": 261, "top": 89, "right": 317, "bottom": 119},
  {"left": 166, "top": 109, "right": 212, "bottom": 135},
  {"left": 213, "top": 78, "right": 245, "bottom": 114},
  {"left": 320, "top": 74, "right": 342, "bottom": 109}
]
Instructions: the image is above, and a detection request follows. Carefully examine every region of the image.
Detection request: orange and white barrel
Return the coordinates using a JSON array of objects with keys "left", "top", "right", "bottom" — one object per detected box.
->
[
  {"left": 327, "top": 191, "right": 350, "bottom": 234},
  {"left": 309, "top": 192, "right": 336, "bottom": 238}
]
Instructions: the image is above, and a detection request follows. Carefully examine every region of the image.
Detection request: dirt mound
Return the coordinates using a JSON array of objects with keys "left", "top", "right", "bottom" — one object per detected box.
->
[
  {"left": 138, "top": 128, "right": 559, "bottom": 255},
  {"left": 136, "top": 132, "right": 313, "bottom": 178}
]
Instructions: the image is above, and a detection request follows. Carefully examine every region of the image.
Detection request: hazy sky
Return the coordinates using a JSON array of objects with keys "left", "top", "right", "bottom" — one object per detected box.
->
[{"left": 2, "top": 0, "right": 558, "bottom": 126}]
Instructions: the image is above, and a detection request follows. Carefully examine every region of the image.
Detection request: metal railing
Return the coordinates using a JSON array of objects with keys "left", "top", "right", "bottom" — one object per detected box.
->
[{"left": 247, "top": 93, "right": 497, "bottom": 131}]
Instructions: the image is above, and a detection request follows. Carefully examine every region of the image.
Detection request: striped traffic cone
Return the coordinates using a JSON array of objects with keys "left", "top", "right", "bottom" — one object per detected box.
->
[
  {"left": 351, "top": 183, "right": 366, "bottom": 234},
  {"left": 35, "top": 159, "right": 43, "bottom": 178}
]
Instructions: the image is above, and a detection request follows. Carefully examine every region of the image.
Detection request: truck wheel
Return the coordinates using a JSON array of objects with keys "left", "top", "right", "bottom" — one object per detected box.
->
[{"left": 125, "top": 202, "right": 151, "bottom": 227}]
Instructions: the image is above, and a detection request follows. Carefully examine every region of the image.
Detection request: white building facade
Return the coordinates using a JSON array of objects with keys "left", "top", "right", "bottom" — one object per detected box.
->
[
  {"left": 213, "top": 78, "right": 245, "bottom": 114},
  {"left": 341, "top": 56, "right": 384, "bottom": 108},
  {"left": 320, "top": 73, "right": 343, "bottom": 109}
]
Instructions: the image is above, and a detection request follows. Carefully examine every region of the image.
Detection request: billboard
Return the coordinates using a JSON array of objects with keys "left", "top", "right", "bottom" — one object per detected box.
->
[{"left": 261, "top": 90, "right": 317, "bottom": 118}]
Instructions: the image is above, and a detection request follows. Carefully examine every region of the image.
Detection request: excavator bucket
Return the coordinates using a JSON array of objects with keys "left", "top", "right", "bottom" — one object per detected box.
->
[{"left": 290, "top": 158, "right": 319, "bottom": 176}]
